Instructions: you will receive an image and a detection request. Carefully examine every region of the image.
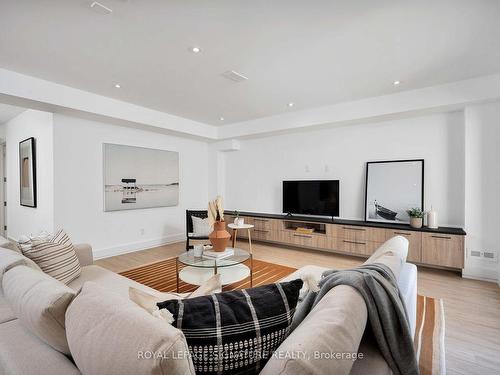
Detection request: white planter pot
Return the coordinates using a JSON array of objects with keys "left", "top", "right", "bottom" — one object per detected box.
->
[
  {"left": 234, "top": 217, "right": 244, "bottom": 226},
  {"left": 410, "top": 217, "right": 423, "bottom": 229}
]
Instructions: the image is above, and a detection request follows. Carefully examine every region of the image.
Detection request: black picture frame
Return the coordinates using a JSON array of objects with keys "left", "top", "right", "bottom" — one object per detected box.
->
[
  {"left": 19, "top": 137, "right": 37, "bottom": 208},
  {"left": 364, "top": 159, "right": 424, "bottom": 224}
]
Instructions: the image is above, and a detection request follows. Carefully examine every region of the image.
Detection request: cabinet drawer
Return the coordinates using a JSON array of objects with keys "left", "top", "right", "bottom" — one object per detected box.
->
[
  {"left": 336, "top": 225, "right": 386, "bottom": 242},
  {"left": 289, "top": 232, "right": 328, "bottom": 249},
  {"left": 385, "top": 229, "right": 422, "bottom": 263},
  {"left": 253, "top": 218, "right": 274, "bottom": 231},
  {"left": 338, "top": 239, "right": 368, "bottom": 255},
  {"left": 421, "top": 233, "right": 464, "bottom": 269}
]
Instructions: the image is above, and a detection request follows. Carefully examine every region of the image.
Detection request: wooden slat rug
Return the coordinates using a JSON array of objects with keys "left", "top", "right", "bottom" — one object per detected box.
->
[
  {"left": 120, "top": 259, "right": 445, "bottom": 373},
  {"left": 414, "top": 295, "right": 446, "bottom": 375},
  {"left": 119, "top": 257, "right": 297, "bottom": 293}
]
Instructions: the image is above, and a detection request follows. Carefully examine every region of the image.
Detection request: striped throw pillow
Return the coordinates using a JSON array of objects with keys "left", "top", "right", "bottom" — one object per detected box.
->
[{"left": 22, "top": 230, "right": 81, "bottom": 284}]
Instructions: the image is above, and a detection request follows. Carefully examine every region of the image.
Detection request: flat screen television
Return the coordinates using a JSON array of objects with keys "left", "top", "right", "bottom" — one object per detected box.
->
[{"left": 283, "top": 180, "right": 340, "bottom": 217}]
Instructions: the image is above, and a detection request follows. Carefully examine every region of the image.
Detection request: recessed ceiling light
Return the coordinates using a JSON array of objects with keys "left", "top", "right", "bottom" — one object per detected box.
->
[
  {"left": 219, "top": 117, "right": 225, "bottom": 121},
  {"left": 114, "top": 84, "right": 121, "bottom": 88},
  {"left": 393, "top": 80, "right": 401, "bottom": 86},
  {"left": 287, "top": 102, "right": 294, "bottom": 107},
  {"left": 191, "top": 47, "right": 201, "bottom": 53}
]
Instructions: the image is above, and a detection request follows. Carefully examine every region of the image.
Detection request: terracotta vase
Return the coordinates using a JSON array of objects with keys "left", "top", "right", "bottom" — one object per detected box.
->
[{"left": 209, "top": 221, "right": 231, "bottom": 252}]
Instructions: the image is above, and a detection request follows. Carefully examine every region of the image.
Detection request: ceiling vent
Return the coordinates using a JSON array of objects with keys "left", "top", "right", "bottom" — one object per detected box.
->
[
  {"left": 221, "top": 70, "right": 248, "bottom": 83},
  {"left": 90, "top": 1, "right": 113, "bottom": 14}
]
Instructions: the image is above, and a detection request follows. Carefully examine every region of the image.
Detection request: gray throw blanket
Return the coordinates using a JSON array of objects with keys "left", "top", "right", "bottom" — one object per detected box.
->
[{"left": 292, "top": 263, "right": 418, "bottom": 375}]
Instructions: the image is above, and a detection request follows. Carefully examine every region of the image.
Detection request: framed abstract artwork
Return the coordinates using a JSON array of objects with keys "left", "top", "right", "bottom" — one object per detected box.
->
[
  {"left": 19, "top": 137, "right": 37, "bottom": 207},
  {"left": 364, "top": 159, "right": 424, "bottom": 224},
  {"left": 103, "top": 143, "right": 179, "bottom": 211}
]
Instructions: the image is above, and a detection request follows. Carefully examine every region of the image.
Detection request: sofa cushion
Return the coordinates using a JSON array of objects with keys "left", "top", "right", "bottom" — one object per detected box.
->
[
  {"left": 68, "top": 265, "right": 161, "bottom": 298},
  {"left": 0, "top": 319, "right": 81, "bottom": 375},
  {"left": 21, "top": 229, "right": 82, "bottom": 284},
  {"left": 2, "top": 265, "right": 76, "bottom": 354},
  {"left": 0, "top": 247, "right": 41, "bottom": 282},
  {"left": 261, "top": 284, "right": 367, "bottom": 375},
  {"left": 0, "top": 289, "right": 16, "bottom": 324},
  {"left": 129, "top": 274, "right": 221, "bottom": 322},
  {"left": 66, "top": 282, "right": 195, "bottom": 375},
  {"left": 364, "top": 235, "right": 409, "bottom": 280}
]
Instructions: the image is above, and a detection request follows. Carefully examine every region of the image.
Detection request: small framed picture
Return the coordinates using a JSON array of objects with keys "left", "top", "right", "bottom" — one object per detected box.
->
[{"left": 19, "top": 137, "right": 37, "bottom": 207}]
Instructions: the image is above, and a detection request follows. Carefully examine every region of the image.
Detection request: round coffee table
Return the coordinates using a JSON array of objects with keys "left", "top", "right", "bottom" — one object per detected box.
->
[{"left": 176, "top": 248, "right": 253, "bottom": 292}]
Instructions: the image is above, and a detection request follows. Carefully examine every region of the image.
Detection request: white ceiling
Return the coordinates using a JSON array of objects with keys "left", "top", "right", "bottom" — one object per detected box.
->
[
  {"left": 1, "top": 1, "right": 500, "bottom": 126},
  {"left": 0, "top": 103, "right": 25, "bottom": 124}
]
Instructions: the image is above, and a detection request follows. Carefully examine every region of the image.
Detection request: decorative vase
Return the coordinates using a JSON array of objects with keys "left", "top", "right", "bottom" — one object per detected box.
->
[
  {"left": 234, "top": 217, "right": 244, "bottom": 226},
  {"left": 209, "top": 221, "right": 231, "bottom": 252},
  {"left": 410, "top": 217, "right": 423, "bottom": 229},
  {"left": 427, "top": 208, "right": 438, "bottom": 229}
]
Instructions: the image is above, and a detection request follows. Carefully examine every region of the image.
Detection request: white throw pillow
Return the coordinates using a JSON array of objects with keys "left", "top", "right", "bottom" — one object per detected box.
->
[
  {"left": 129, "top": 274, "right": 222, "bottom": 322},
  {"left": 66, "top": 282, "right": 195, "bottom": 375},
  {"left": 2, "top": 265, "right": 76, "bottom": 354},
  {"left": 21, "top": 229, "right": 82, "bottom": 285},
  {"left": 191, "top": 216, "right": 212, "bottom": 236}
]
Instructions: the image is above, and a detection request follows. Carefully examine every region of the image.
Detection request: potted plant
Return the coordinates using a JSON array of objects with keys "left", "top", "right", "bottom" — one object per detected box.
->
[
  {"left": 407, "top": 208, "right": 424, "bottom": 229},
  {"left": 208, "top": 196, "right": 231, "bottom": 252},
  {"left": 234, "top": 211, "right": 244, "bottom": 226}
]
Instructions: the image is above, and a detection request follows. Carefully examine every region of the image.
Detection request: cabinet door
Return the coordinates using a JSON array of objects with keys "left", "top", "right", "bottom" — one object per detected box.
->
[
  {"left": 421, "top": 233, "right": 464, "bottom": 269},
  {"left": 385, "top": 229, "right": 422, "bottom": 263}
]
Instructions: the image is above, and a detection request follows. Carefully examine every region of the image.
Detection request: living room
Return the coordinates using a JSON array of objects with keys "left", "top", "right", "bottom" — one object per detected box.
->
[{"left": 0, "top": 1, "right": 499, "bottom": 375}]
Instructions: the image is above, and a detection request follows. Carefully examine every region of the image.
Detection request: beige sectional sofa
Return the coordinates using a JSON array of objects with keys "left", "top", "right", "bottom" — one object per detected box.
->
[{"left": 0, "top": 236, "right": 417, "bottom": 375}]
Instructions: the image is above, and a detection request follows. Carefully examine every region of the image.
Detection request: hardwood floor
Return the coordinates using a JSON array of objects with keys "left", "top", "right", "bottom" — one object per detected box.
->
[{"left": 96, "top": 240, "right": 500, "bottom": 374}]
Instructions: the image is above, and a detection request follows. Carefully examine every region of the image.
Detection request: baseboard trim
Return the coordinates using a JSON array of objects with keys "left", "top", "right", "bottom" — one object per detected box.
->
[
  {"left": 462, "top": 268, "right": 498, "bottom": 283},
  {"left": 93, "top": 233, "right": 185, "bottom": 260}
]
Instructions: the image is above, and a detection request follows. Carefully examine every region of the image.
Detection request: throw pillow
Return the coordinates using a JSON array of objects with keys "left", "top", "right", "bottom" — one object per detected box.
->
[
  {"left": 129, "top": 274, "right": 222, "bottom": 323},
  {"left": 66, "top": 282, "right": 195, "bottom": 375},
  {"left": 21, "top": 229, "right": 82, "bottom": 284},
  {"left": 157, "top": 279, "right": 303, "bottom": 374},
  {"left": 2, "top": 265, "right": 76, "bottom": 354},
  {"left": 192, "top": 216, "right": 212, "bottom": 236}
]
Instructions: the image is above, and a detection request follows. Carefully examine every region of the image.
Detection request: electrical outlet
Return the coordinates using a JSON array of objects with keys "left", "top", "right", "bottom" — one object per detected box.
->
[
  {"left": 140, "top": 228, "right": 145, "bottom": 235},
  {"left": 469, "top": 249, "right": 498, "bottom": 262}
]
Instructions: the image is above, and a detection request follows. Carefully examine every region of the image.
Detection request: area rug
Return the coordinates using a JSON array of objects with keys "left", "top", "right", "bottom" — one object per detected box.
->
[
  {"left": 414, "top": 294, "right": 446, "bottom": 375},
  {"left": 119, "top": 257, "right": 297, "bottom": 293}
]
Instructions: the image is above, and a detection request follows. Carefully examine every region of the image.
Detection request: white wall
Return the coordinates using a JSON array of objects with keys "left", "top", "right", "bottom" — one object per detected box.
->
[
  {"left": 52, "top": 114, "right": 209, "bottom": 258},
  {"left": 463, "top": 102, "right": 500, "bottom": 282},
  {"left": 224, "top": 112, "right": 465, "bottom": 227},
  {"left": 4, "top": 109, "right": 54, "bottom": 240}
]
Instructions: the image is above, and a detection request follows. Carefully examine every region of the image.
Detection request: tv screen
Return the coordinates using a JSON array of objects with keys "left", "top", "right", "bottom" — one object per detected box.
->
[{"left": 283, "top": 180, "right": 339, "bottom": 217}]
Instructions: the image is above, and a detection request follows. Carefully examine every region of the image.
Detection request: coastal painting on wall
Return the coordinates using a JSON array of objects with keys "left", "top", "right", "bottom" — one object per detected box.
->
[
  {"left": 103, "top": 143, "right": 179, "bottom": 211},
  {"left": 364, "top": 159, "right": 424, "bottom": 224},
  {"left": 19, "top": 137, "right": 37, "bottom": 207}
]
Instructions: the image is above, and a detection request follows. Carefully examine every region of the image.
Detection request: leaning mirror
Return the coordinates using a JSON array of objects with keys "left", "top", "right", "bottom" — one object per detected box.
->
[{"left": 364, "top": 159, "right": 424, "bottom": 224}]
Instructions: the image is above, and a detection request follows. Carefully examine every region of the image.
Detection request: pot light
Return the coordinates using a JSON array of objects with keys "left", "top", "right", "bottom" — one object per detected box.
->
[
  {"left": 114, "top": 84, "right": 121, "bottom": 88},
  {"left": 219, "top": 117, "right": 225, "bottom": 121},
  {"left": 287, "top": 102, "right": 294, "bottom": 107},
  {"left": 393, "top": 80, "right": 401, "bottom": 86},
  {"left": 191, "top": 47, "right": 201, "bottom": 53}
]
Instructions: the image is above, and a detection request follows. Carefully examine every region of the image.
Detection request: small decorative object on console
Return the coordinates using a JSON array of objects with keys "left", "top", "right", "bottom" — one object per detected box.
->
[
  {"left": 407, "top": 207, "right": 424, "bottom": 229},
  {"left": 208, "top": 196, "right": 231, "bottom": 252},
  {"left": 234, "top": 210, "right": 244, "bottom": 226},
  {"left": 427, "top": 206, "right": 438, "bottom": 229},
  {"left": 296, "top": 227, "right": 315, "bottom": 234}
]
